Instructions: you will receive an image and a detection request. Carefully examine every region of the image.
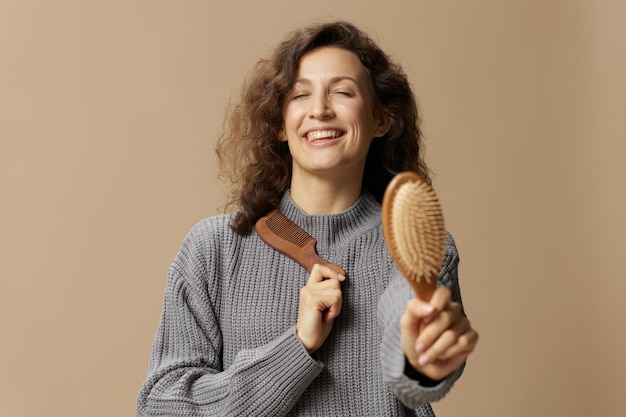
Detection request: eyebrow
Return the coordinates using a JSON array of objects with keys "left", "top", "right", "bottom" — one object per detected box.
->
[{"left": 294, "top": 76, "right": 359, "bottom": 85}]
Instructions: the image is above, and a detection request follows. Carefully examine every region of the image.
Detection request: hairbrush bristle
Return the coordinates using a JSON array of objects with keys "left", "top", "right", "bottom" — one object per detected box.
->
[
  {"left": 382, "top": 171, "right": 446, "bottom": 302},
  {"left": 390, "top": 180, "right": 445, "bottom": 283}
]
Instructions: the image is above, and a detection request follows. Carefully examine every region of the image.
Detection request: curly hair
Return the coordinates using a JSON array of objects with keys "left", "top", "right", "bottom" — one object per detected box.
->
[{"left": 216, "top": 20, "right": 431, "bottom": 235}]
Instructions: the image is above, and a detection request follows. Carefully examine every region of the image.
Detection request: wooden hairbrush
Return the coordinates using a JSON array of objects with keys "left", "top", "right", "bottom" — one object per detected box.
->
[
  {"left": 381, "top": 172, "right": 446, "bottom": 301},
  {"left": 255, "top": 209, "right": 345, "bottom": 275}
]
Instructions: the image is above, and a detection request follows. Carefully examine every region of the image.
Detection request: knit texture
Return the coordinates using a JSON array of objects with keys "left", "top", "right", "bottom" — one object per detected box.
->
[{"left": 137, "top": 192, "right": 464, "bottom": 416}]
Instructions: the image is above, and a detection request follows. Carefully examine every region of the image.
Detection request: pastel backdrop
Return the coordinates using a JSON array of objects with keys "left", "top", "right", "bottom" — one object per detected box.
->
[{"left": 1, "top": 1, "right": 624, "bottom": 416}]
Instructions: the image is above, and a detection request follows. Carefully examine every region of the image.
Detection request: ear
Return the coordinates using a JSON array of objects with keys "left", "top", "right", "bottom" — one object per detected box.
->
[
  {"left": 278, "top": 128, "right": 287, "bottom": 142},
  {"left": 374, "top": 114, "right": 390, "bottom": 138}
]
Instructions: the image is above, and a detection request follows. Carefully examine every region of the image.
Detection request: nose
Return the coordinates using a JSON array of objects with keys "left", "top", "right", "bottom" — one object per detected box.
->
[{"left": 309, "top": 92, "right": 334, "bottom": 119}]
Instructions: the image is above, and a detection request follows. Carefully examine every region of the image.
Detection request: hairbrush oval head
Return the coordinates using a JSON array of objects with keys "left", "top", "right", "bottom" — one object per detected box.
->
[{"left": 382, "top": 172, "right": 446, "bottom": 301}]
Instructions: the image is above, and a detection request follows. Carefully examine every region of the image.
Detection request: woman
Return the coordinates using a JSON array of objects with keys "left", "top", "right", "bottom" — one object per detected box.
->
[{"left": 137, "top": 21, "right": 478, "bottom": 417}]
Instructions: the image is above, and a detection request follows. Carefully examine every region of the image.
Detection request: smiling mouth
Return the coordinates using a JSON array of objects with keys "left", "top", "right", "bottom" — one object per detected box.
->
[{"left": 305, "top": 129, "right": 345, "bottom": 142}]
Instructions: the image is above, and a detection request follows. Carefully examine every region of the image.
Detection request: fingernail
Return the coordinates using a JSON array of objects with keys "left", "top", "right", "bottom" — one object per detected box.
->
[
  {"left": 418, "top": 354, "right": 430, "bottom": 366},
  {"left": 420, "top": 305, "right": 434, "bottom": 314},
  {"left": 416, "top": 341, "right": 427, "bottom": 353}
]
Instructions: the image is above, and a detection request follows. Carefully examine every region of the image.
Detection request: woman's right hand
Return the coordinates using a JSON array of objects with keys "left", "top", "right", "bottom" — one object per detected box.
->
[{"left": 296, "top": 264, "right": 346, "bottom": 354}]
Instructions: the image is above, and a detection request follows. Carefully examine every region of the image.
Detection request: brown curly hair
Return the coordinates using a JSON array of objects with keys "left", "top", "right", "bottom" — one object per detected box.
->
[{"left": 216, "top": 20, "right": 431, "bottom": 235}]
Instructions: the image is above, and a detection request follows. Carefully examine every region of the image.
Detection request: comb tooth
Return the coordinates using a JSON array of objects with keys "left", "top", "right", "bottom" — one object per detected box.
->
[{"left": 265, "top": 212, "right": 314, "bottom": 248}]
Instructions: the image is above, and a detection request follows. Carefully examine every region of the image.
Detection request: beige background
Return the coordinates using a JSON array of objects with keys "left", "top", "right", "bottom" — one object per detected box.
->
[{"left": 1, "top": 1, "right": 625, "bottom": 416}]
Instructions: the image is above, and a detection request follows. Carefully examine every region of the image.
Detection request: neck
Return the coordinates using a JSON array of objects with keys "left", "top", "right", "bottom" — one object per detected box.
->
[{"left": 289, "top": 170, "right": 363, "bottom": 215}]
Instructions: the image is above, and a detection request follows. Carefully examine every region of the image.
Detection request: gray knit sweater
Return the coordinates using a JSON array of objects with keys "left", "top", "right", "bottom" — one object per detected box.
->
[{"left": 137, "top": 191, "right": 464, "bottom": 416}]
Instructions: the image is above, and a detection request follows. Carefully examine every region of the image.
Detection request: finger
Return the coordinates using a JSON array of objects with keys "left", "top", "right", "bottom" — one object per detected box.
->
[
  {"left": 301, "top": 279, "right": 343, "bottom": 314},
  {"left": 297, "top": 286, "right": 343, "bottom": 346},
  {"left": 405, "top": 297, "right": 437, "bottom": 320},
  {"left": 418, "top": 318, "right": 470, "bottom": 365},
  {"left": 400, "top": 304, "right": 421, "bottom": 336},
  {"left": 309, "top": 263, "right": 346, "bottom": 283},
  {"left": 322, "top": 292, "right": 343, "bottom": 321},
  {"left": 402, "top": 299, "right": 437, "bottom": 355},
  {"left": 427, "top": 286, "right": 452, "bottom": 311},
  {"left": 414, "top": 303, "right": 462, "bottom": 351},
  {"left": 405, "top": 287, "right": 454, "bottom": 325},
  {"left": 417, "top": 353, "right": 469, "bottom": 381},
  {"left": 437, "top": 327, "right": 479, "bottom": 360},
  {"left": 313, "top": 278, "right": 344, "bottom": 294},
  {"left": 321, "top": 261, "right": 346, "bottom": 277},
  {"left": 300, "top": 281, "right": 342, "bottom": 307}
]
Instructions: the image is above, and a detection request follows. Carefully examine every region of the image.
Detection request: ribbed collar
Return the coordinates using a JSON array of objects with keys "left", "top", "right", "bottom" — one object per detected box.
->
[{"left": 278, "top": 191, "right": 382, "bottom": 252}]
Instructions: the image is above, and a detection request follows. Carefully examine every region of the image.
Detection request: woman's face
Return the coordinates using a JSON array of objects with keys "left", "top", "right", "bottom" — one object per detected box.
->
[{"left": 281, "top": 46, "right": 386, "bottom": 182}]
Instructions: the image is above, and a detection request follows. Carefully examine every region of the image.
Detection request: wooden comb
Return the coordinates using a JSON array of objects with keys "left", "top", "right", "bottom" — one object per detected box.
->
[
  {"left": 381, "top": 172, "right": 446, "bottom": 301},
  {"left": 255, "top": 209, "right": 345, "bottom": 275}
]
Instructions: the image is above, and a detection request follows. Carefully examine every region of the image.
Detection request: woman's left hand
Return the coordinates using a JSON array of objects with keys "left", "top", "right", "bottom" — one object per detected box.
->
[{"left": 400, "top": 286, "right": 479, "bottom": 381}]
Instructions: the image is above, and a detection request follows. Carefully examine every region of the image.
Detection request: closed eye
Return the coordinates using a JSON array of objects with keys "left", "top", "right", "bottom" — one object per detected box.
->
[{"left": 332, "top": 89, "right": 355, "bottom": 97}]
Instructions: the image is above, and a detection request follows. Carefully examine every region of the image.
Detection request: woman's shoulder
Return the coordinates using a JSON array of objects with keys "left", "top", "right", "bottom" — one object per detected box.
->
[
  {"left": 169, "top": 213, "right": 240, "bottom": 277},
  {"left": 444, "top": 231, "right": 459, "bottom": 262},
  {"left": 182, "top": 212, "right": 240, "bottom": 247},
  {"left": 191, "top": 212, "right": 235, "bottom": 232}
]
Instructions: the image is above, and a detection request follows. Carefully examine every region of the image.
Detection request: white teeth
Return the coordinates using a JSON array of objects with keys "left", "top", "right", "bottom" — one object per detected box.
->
[{"left": 306, "top": 130, "right": 342, "bottom": 141}]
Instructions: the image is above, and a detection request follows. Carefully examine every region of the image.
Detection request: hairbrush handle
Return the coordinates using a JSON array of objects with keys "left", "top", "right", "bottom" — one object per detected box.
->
[{"left": 407, "top": 278, "right": 436, "bottom": 302}]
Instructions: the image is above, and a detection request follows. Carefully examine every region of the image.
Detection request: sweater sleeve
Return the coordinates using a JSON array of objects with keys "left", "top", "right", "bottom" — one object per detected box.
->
[
  {"left": 378, "top": 232, "right": 466, "bottom": 409},
  {"left": 137, "top": 222, "right": 323, "bottom": 417}
]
